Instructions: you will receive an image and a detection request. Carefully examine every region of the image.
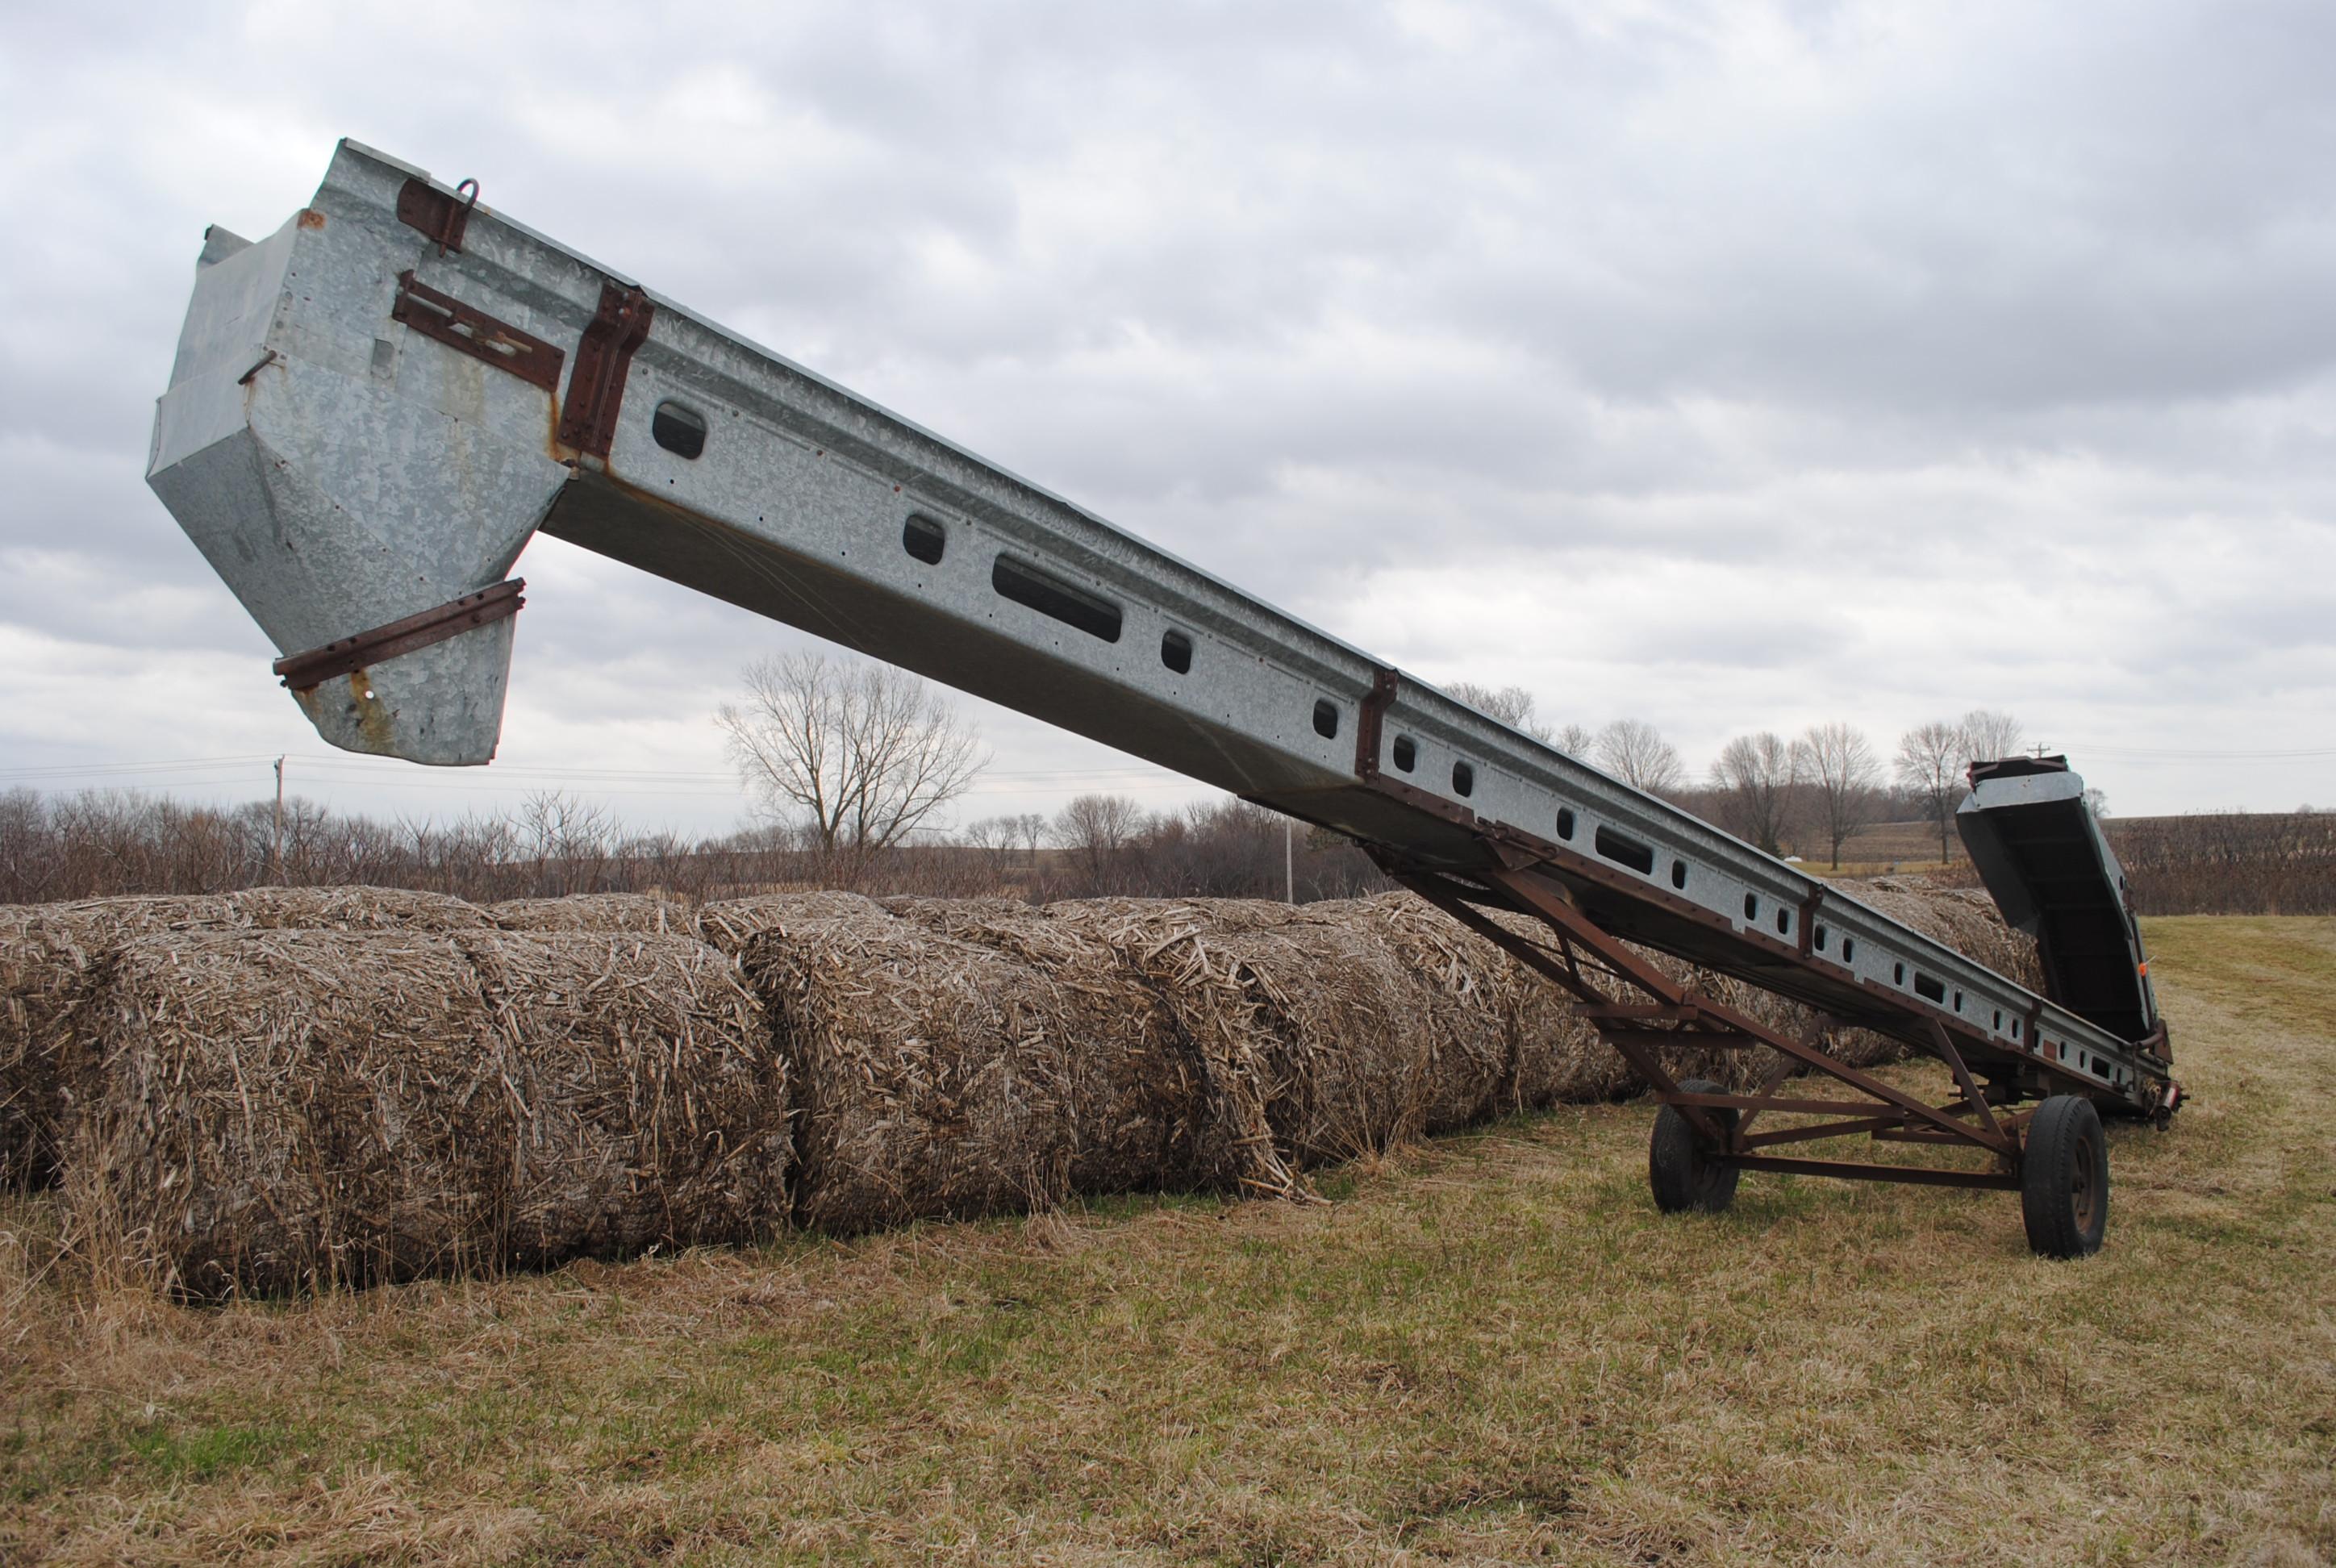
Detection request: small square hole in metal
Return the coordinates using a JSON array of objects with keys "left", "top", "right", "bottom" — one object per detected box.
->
[
  {"left": 652, "top": 401, "right": 707, "bottom": 459},
  {"left": 902, "top": 515, "right": 945, "bottom": 565}
]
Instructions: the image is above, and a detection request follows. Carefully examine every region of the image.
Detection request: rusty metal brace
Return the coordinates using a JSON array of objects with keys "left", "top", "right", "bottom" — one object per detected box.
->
[{"left": 273, "top": 579, "right": 525, "bottom": 692}]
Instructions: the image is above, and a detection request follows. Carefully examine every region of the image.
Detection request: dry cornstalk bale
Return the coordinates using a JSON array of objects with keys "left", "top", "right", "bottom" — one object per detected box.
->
[
  {"left": 1415, "top": 904, "right": 1635, "bottom": 1109},
  {"left": 1308, "top": 896, "right": 1512, "bottom": 1133},
  {"left": 490, "top": 893, "right": 698, "bottom": 936},
  {"left": 695, "top": 891, "right": 888, "bottom": 957},
  {"left": 230, "top": 884, "right": 495, "bottom": 932},
  {"left": 2, "top": 896, "right": 248, "bottom": 1187},
  {"left": 1042, "top": 899, "right": 1426, "bottom": 1171},
  {"left": 1, "top": 887, "right": 496, "bottom": 1189},
  {"left": 736, "top": 902, "right": 1080, "bottom": 1233},
  {"left": 462, "top": 932, "right": 790, "bottom": 1266},
  {"left": 879, "top": 897, "right": 1245, "bottom": 1195},
  {"left": 67, "top": 929, "right": 787, "bottom": 1296}
]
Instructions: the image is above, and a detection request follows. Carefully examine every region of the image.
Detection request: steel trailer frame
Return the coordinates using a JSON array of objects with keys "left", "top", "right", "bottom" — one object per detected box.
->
[{"left": 145, "top": 141, "right": 2182, "bottom": 1254}]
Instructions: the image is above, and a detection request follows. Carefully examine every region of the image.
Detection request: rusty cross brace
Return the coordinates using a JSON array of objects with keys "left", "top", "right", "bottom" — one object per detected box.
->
[
  {"left": 1734, "top": 1014, "right": 1833, "bottom": 1138},
  {"left": 1922, "top": 1016, "right": 2004, "bottom": 1145},
  {"left": 1377, "top": 842, "right": 2027, "bottom": 1168},
  {"left": 1478, "top": 864, "right": 2020, "bottom": 1157}
]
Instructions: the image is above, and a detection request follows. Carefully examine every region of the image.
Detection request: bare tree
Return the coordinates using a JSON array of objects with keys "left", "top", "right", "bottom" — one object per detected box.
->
[
  {"left": 1711, "top": 732, "right": 1800, "bottom": 855},
  {"left": 514, "top": 790, "right": 614, "bottom": 896},
  {"left": 716, "top": 650, "right": 987, "bottom": 888},
  {"left": 1595, "top": 719, "right": 1687, "bottom": 795},
  {"left": 1959, "top": 709, "right": 2024, "bottom": 767},
  {"left": 1552, "top": 722, "right": 1596, "bottom": 759},
  {"left": 1896, "top": 720, "right": 1967, "bottom": 865},
  {"left": 1795, "top": 722, "right": 1881, "bottom": 869},
  {"left": 1050, "top": 793, "right": 1147, "bottom": 886},
  {"left": 1445, "top": 680, "right": 1553, "bottom": 742},
  {"left": 962, "top": 815, "right": 1020, "bottom": 877}
]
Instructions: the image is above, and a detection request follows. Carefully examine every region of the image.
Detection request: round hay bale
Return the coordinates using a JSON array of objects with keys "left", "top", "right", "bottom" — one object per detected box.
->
[
  {"left": 67, "top": 929, "right": 787, "bottom": 1296},
  {"left": 490, "top": 893, "right": 698, "bottom": 936},
  {"left": 464, "top": 932, "right": 790, "bottom": 1268},
  {"left": 736, "top": 902, "right": 1079, "bottom": 1233},
  {"left": 2, "top": 888, "right": 503, "bottom": 1189},
  {"left": 879, "top": 898, "right": 1246, "bottom": 1195},
  {"left": 1043, "top": 900, "right": 1427, "bottom": 1172},
  {"left": 1438, "top": 907, "right": 1634, "bottom": 1109},
  {"left": 230, "top": 885, "right": 494, "bottom": 932},
  {"left": 695, "top": 891, "right": 887, "bottom": 957},
  {"left": 1308, "top": 896, "right": 1512, "bottom": 1134},
  {"left": 1, "top": 895, "right": 246, "bottom": 1187}
]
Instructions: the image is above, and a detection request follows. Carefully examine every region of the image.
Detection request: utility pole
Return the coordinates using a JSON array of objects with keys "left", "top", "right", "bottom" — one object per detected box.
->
[
  {"left": 270, "top": 756, "right": 286, "bottom": 885},
  {"left": 1284, "top": 818, "right": 1294, "bottom": 903}
]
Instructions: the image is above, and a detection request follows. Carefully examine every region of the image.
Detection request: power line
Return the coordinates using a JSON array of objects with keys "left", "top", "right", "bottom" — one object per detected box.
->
[
  {"left": 0, "top": 751, "right": 1185, "bottom": 786},
  {"left": 2064, "top": 744, "right": 2336, "bottom": 761}
]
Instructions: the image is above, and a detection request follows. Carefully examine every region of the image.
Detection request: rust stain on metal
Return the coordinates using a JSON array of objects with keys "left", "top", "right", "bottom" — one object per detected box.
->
[
  {"left": 390, "top": 272, "right": 565, "bottom": 393},
  {"left": 1354, "top": 665, "right": 1399, "bottom": 780},
  {"left": 557, "top": 281, "right": 655, "bottom": 460},
  {"left": 297, "top": 208, "right": 327, "bottom": 230},
  {"left": 346, "top": 670, "right": 398, "bottom": 753},
  {"left": 395, "top": 176, "right": 478, "bottom": 255},
  {"left": 273, "top": 579, "right": 525, "bottom": 692}
]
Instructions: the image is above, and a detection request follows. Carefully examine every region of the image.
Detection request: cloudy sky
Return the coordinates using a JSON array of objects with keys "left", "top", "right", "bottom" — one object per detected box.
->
[{"left": 3, "top": 0, "right": 2331, "bottom": 838}]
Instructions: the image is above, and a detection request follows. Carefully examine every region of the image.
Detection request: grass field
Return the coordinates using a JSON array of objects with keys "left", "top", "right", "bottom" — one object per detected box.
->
[{"left": 3, "top": 916, "right": 2331, "bottom": 1565}]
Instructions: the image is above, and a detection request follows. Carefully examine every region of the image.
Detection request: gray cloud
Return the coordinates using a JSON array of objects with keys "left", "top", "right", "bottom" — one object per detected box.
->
[{"left": 2, "top": 0, "right": 2330, "bottom": 829}]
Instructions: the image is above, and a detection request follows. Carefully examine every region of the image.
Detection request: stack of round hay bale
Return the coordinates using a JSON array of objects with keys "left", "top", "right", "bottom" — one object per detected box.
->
[{"left": 0, "top": 874, "right": 2036, "bottom": 1295}]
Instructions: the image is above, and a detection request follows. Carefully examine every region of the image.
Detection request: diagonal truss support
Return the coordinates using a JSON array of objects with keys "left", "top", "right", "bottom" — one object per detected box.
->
[{"left": 1380, "top": 853, "right": 2028, "bottom": 1183}]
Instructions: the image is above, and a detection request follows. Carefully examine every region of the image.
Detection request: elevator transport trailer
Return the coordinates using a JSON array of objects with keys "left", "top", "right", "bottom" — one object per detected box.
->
[{"left": 147, "top": 142, "right": 2181, "bottom": 1258}]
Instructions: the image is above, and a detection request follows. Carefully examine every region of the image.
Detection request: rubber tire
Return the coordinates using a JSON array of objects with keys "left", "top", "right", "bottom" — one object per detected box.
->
[
  {"left": 2021, "top": 1095, "right": 2109, "bottom": 1259},
  {"left": 1650, "top": 1078, "right": 1740, "bottom": 1215}
]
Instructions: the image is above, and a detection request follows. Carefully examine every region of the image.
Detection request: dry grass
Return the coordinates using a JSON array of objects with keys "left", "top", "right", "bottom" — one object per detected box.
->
[{"left": 2, "top": 915, "right": 2326, "bottom": 1564}]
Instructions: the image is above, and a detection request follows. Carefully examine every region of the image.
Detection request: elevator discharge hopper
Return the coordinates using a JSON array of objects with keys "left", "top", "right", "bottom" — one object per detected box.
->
[{"left": 147, "top": 141, "right": 2180, "bottom": 1256}]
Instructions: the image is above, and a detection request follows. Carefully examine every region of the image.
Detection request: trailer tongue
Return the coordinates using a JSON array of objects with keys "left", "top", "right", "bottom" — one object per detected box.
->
[{"left": 147, "top": 140, "right": 2179, "bottom": 1256}]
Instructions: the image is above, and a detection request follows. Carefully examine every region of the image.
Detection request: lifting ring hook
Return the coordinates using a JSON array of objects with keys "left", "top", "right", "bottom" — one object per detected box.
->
[{"left": 439, "top": 177, "right": 480, "bottom": 255}]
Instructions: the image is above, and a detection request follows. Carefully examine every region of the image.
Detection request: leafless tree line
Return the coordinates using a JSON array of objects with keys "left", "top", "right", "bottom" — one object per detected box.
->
[
  {"left": 6, "top": 640, "right": 2307, "bottom": 913},
  {"left": 3, "top": 782, "right": 2321, "bottom": 916},
  {"left": 0, "top": 784, "right": 1389, "bottom": 908}
]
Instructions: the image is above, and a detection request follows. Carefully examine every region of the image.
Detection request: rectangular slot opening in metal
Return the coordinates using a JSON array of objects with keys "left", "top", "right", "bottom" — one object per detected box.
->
[
  {"left": 1594, "top": 826, "right": 1655, "bottom": 876},
  {"left": 1913, "top": 972, "right": 1946, "bottom": 1004},
  {"left": 991, "top": 554, "right": 1122, "bottom": 643}
]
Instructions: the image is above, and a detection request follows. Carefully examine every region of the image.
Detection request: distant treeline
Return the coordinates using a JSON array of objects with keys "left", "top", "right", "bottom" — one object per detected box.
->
[
  {"left": 0, "top": 786, "right": 2322, "bottom": 916},
  {"left": 0, "top": 787, "right": 1387, "bottom": 908},
  {"left": 2110, "top": 811, "right": 2336, "bottom": 916}
]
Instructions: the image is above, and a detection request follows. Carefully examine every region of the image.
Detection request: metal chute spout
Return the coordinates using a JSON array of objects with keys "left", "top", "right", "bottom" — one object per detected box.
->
[{"left": 144, "top": 145, "right": 572, "bottom": 765}]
